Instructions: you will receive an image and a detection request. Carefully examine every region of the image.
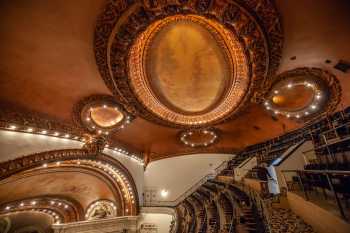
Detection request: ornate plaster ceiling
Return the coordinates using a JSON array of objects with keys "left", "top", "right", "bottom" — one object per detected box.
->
[
  {"left": 0, "top": 0, "right": 349, "bottom": 160},
  {"left": 0, "top": 149, "right": 140, "bottom": 219},
  {"left": 128, "top": 14, "right": 249, "bottom": 126},
  {"left": 96, "top": 0, "right": 282, "bottom": 127}
]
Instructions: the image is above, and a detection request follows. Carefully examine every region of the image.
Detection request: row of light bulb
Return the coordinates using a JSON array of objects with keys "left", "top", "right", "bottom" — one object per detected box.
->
[
  {"left": 40, "top": 209, "right": 62, "bottom": 224},
  {"left": 2, "top": 124, "right": 144, "bottom": 165},
  {"left": 76, "top": 160, "right": 135, "bottom": 211},
  {"left": 36, "top": 160, "right": 135, "bottom": 215},
  {"left": 265, "top": 81, "right": 323, "bottom": 119},
  {"left": 3, "top": 200, "right": 69, "bottom": 211},
  {"left": 180, "top": 130, "right": 217, "bottom": 147},
  {"left": 3, "top": 201, "right": 65, "bottom": 224},
  {"left": 104, "top": 146, "right": 144, "bottom": 165},
  {"left": 6, "top": 124, "right": 79, "bottom": 139},
  {"left": 41, "top": 159, "right": 137, "bottom": 204},
  {"left": 85, "top": 105, "right": 132, "bottom": 135}
]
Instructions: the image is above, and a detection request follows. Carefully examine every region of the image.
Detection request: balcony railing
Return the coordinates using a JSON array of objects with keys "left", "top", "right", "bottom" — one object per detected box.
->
[{"left": 143, "top": 160, "right": 228, "bottom": 207}]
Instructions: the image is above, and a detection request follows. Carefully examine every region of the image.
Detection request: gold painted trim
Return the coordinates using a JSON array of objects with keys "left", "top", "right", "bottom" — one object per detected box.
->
[{"left": 129, "top": 15, "right": 249, "bottom": 126}]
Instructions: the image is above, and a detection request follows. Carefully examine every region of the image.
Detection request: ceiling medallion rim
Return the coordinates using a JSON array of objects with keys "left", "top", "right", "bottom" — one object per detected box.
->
[
  {"left": 179, "top": 128, "right": 219, "bottom": 148},
  {"left": 139, "top": 15, "right": 234, "bottom": 116},
  {"left": 72, "top": 95, "right": 134, "bottom": 135},
  {"left": 94, "top": 0, "right": 283, "bottom": 128},
  {"left": 128, "top": 14, "right": 249, "bottom": 126},
  {"left": 264, "top": 67, "right": 342, "bottom": 121}
]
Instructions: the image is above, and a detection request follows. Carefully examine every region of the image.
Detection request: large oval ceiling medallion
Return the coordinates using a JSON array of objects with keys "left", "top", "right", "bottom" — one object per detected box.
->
[
  {"left": 144, "top": 17, "right": 230, "bottom": 114},
  {"left": 94, "top": 0, "right": 283, "bottom": 128},
  {"left": 129, "top": 15, "right": 249, "bottom": 126}
]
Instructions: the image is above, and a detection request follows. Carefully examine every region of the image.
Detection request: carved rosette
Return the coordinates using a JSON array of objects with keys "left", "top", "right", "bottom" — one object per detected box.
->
[
  {"left": 85, "top": 200, "right": 117, "bottom": 220},
  {"left": 94, "top": 0, "right": 283, "bottom": 127}
]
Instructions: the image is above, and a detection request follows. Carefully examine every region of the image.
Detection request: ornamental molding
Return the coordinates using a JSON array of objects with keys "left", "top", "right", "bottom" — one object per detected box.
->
[
  {"left": 0, "top": 196, "right": 84, "bottom": 223},
  {"left": 266, "top": 67, "right": 342, "bottom": 122},
  {"left": 0, "top": 101, "right": 84, "bottom": 137},
  {"left": 0, "top": 101, "right": 142, "bottom": 159},
  {"left": 72, "top": 94, "right": 134, "bottom": 134},
  {"left": 94, "top": 0, "right": 283, "bottom": 128},
  {"left": 129, "top": 14, "right": 249, "bottom": 126},
  {"left": 0, "top": 149, "right": 140, "bottom": 215},
  {"left": 52, "top": 216, "right": 138, "bottom": 233}
]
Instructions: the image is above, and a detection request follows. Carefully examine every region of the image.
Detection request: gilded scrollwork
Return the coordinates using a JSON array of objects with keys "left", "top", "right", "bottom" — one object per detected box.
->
[{"left": 94, "top": 0, "right": 283, "bottom": 128}]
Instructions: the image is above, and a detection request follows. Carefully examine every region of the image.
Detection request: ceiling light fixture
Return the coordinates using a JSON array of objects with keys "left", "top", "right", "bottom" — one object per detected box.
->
[{"left": 160, "top": 189, "right": 169, "bottom": 198}]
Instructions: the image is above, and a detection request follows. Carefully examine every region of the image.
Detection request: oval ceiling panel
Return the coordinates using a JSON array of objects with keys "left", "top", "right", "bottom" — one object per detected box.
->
[{"left": 146, "top": 19, "right": 230, "bottom": 114}]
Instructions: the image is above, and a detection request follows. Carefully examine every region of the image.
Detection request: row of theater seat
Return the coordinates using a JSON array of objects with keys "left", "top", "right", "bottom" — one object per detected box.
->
[
  {"left": 175, "top": 179, "right": 264, "bottom": 233},
  {"left": 175, "top": 176, "right": 318, "bottom": 233},
  {"left": 298, "top": 172, "right": 350, "bottom": 196}
]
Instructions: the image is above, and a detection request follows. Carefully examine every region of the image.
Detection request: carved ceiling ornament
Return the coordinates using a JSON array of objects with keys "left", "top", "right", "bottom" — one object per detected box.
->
[
  {"left": 85, "top": 200, "right": 117, "bottom": 220},
  {"left": 72, "top": 95, "right": 134, "bottom": 135},
  {"left": 94, "top": 0, "right": 283, "bottom": 128},
  {"left": 129, "top": 14, "right": 249, "bottom": 126},
  {"left": 0, "top": 149, "right": 140, "bottom": 216},
  {"left": 264, "top": 67, "right": 342, "bottom": 121}
]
